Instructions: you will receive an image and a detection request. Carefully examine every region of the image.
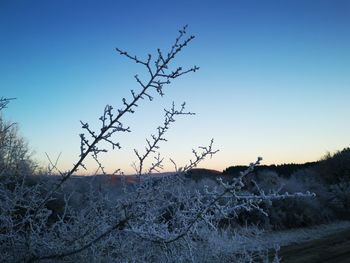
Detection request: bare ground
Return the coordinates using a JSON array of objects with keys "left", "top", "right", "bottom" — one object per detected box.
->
[{"left": 279, "top": 227, "right": 350, "bottom": 263}]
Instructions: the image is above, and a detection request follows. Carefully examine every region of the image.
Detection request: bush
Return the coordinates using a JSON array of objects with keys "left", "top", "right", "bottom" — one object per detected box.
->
[
  {"left": 313, "top": 149, "right": 350, "bottom": 219},
  {"left": 0, "top": 110, "right": 36, "bottom": 177},
  {"left": 235, "top": 169, "right": 333, "bottom": 230},
  {"left": 317, "top": 148, "right": 350, "bottom": 184}
]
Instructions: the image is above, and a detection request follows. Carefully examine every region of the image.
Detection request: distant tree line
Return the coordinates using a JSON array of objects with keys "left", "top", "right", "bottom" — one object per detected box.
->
[
  {"left": 221, "top": 148, "right": 350, "bottom": 183},
  {"left": 223, "top": 162, "right": 318, "bottom": 178}
]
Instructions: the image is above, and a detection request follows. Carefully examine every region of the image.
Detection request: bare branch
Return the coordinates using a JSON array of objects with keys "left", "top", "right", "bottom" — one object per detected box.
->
[{"left": 134, "top": 102, "right": 195, "bottom": 175}]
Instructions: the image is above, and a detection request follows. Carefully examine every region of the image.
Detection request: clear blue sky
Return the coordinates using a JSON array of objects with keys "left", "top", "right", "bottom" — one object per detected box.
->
[{"left": 1, "top": 0, "right": 349, "bottom": 174}]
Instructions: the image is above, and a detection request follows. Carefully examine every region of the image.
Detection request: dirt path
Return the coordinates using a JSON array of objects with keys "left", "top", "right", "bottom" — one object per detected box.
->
[{"left": 279, "top": 227, "right": 350, "bottom": 263}]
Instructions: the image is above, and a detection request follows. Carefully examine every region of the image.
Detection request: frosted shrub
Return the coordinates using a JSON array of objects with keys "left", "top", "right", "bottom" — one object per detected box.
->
[
  {"left": 0, "top": 102, "right": 36, "bottom": 177},
  {"left": 315, "top": 149, "right": 350, "bottom": 218},
  {"left": 317, "top": 148, "right": 350, "bottom": 184},
  {"left": 328, "top": 181, "right": 350, "bottom": 218},
  {"left": 246, "top": 169, "right": 332, "bottom": 229}
]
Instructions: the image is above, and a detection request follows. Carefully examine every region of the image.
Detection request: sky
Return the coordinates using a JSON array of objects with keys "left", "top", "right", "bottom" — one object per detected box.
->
[{"left": 1, "top": 0, "right": 349, "bottom": 174}]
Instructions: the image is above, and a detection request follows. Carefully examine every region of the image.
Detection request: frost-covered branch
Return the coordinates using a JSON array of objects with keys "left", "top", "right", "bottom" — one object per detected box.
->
[
  {"left": 133, "top": 102, "right": 195, "bottom": 175},
  {"left": 173, "top": 138, "right": 219, "bottom": 173},
  {"left": 0, "top": 97, "right": 15, "bottom": 112},
  {"left": 34, "top": 25, "right": 198, "bottom": 218}
]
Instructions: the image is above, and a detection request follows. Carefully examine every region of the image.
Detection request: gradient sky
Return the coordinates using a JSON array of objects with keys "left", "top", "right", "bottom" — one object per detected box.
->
[{"left": 1, "top": 0, "right": 349, "bottom": 174}]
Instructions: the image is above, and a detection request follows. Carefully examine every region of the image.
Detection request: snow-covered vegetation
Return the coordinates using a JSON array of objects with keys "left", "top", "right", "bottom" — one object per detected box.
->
[{"left": 0, "top": 27, "right": 325, "bottom": 262}]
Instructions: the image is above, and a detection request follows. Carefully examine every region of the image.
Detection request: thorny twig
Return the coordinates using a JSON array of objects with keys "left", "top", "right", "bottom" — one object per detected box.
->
[
  {"left": 35, "top": 25, "right": 198, "bottom": 214},
  {"left": 0, "top": 97, "right": 16, "bottom": 111},
  {"left": 133, "top": 102, "right": 195, "bottom": 175}
]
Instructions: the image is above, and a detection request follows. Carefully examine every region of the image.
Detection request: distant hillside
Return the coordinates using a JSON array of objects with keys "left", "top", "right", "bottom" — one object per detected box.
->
[
  {"left": 187, "top": 147, "right": 350, "bottom": 182},
  {"left": 41, "top": 148, "right": 349, "bottom": 186},
  {"left": 222, "top": 162, "right": 318, "bottom": 178},
  {"left": 185, "top": 168, "right": 222, "bottom": 181}
]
